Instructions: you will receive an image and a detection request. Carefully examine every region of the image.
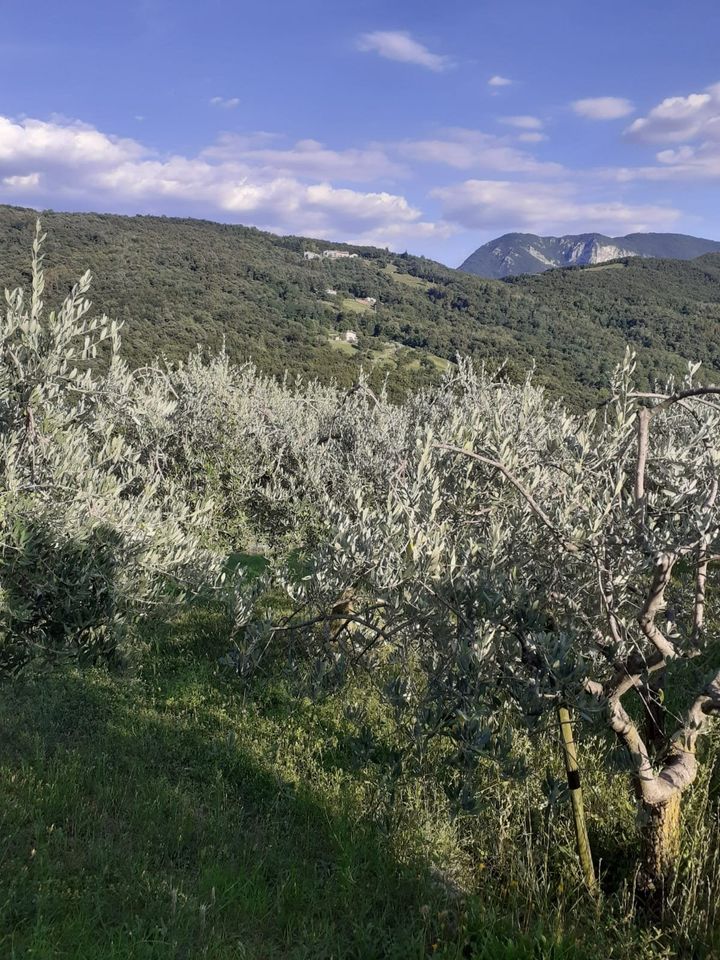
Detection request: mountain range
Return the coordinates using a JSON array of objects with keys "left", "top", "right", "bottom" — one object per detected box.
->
[
  {"left": 459, "top": 232, "right": 720, "bottom": 279},
  {"left": 2, "top": 205, "right": 720, "bottom": 408}
]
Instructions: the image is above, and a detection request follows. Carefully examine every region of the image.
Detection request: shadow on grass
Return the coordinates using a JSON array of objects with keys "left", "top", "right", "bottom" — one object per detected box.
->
[{"left": 0, "top": 614, "right": 593, "bottom": 960}]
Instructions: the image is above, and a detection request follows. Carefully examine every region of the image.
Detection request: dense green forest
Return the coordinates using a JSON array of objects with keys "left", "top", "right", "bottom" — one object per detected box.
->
[{"left": 2, "top": 204, "right": 720, "bottom": 405}]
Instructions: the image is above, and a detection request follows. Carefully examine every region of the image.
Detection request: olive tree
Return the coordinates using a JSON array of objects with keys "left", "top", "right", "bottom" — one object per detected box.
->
[
  {"left": 247, "top": 354, "right": 720, "bottom": 890},
  {"left": 0, "top": 227, "right": 217, "bottom": 672}
]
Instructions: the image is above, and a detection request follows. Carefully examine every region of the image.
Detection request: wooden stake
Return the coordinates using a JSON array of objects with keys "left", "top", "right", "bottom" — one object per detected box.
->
[{"left": 557, "top": 704, "right": 597, "bottom": 893}]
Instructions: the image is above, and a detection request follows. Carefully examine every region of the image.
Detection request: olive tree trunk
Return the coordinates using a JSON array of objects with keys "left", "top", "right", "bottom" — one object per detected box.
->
[{"left": 640, "top": 792, "right": 682, "bottom": 889}]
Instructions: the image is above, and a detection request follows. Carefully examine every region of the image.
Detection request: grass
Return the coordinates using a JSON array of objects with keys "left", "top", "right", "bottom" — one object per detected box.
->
[
  {"left": 382, "top": 265, "right": 434, "bottom": 290},
  {"left": 226, "top": 552, "right": 269, "bottom": 578},
  {"left": 327, "top": 336, "right": 358, "bottom": 355},
  {"left": 324, "top": 331, "right": 450, "bottom": 376},
  {"left": 340, "top": 298, "right": 374, "bottom": 314},
  {"left": 1, "top": 607, "right": 720, "bottom": 958},
  {"left": 1, "top": 611, "right": 449, "bottom": 959},
  {"left": 364, "top": 341, "right": 451, "bottom": 373},
  {"left": 402, "top": 352, "right": 451, "bottom": 373}
]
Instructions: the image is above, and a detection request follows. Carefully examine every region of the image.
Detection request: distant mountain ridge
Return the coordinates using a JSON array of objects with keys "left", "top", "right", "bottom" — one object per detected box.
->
[{"left": 459, "top": 232, "right": 720, "bottom": 279}]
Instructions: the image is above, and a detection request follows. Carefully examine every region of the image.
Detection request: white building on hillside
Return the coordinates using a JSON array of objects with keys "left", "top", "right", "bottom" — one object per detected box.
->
[{"left": 322, "top": 250, "right": 358, "bottom": 260}]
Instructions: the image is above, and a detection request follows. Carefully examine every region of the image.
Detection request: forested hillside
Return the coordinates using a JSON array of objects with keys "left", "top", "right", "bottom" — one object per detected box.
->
[{"left": 2, "top": 204, "right": 720, "bottom": 406}]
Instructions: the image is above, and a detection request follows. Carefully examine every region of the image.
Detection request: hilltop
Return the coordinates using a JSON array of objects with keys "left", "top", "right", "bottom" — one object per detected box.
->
[
  {"left": 2, "top": 205, "right": 720, "bottom": 406},
  {"left": 459, "top": 231, "right": 720, "bottom": 279}
]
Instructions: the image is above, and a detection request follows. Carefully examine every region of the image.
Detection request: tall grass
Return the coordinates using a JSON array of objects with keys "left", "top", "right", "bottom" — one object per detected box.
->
[{"left": 0, "top": 606, "right": 718, "bottom": 958}]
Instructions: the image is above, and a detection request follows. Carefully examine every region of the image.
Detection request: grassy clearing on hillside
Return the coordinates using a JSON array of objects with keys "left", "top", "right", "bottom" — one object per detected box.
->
[
  {"left": 325, "top": 336, "right": 450, "bottom": 375},
  {"left": 328, "top": 336, "right": 358, "bottom": 355},
  {"left": 2, "top": 605, "right": 720, "bottom": 959},
  {"left": 383, "top": 264, "right": 434, "bottom": 290},
  {"left": 340, "top": 298, "right": 375, "bottom": 314}
]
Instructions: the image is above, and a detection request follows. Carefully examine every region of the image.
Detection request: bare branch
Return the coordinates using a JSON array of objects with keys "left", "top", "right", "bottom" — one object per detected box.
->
[
  {"left": 586, "top": 656, "right": 700, "bottom": 806},
  {"left": 585, "top": 675, "right": 655, "bottom": 793},
  {"left": 693, "top": 541, "right": 709, "bottom": 647},
  {"left": 637, "top": 553, "right": 679, "bottom": 661},
  {"left": 634, "top": 407, "right": 651, "bottom": 508},
  {"left": 654, "top": 386, "right": 720, "bottom": 414},
  {"left": 675, "top": 669, "right": 720, "bottom": 753}
]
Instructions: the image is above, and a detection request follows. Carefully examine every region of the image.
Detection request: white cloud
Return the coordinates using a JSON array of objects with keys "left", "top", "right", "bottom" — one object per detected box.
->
[
  {"left": 612, "top": 142, "right": 720, "bottom": 181},
  {"left": 396, "top": 128, "right": 561, "bottom": 174},
  {"left": 431, "top": 179, "right": 680, "bottom": 234},
  {"left": 500, "top": 115, "right": 543, "bottom": 130},
  {"left": 2, "top": 172, "right": 40, "bottom": 189},
  {"left": 572, "top": 97, "right": 634, "bottom": 120},
  {"left": 517, "top": 132, "right": 547, "bottom": 143},
  {"left": 626, "top": 84, "right": 720, "bottom": 143},
  {"left": 356, "top": 31, "right": 451, "bottom": 72},
  {"left": 601, "top": 81, "right": 720, "bottom": 181},
  {"left": 210, "top": 96, "right": 240, "bottom": 109},
  {"left": 202, "top": 134, "right": 404, "bottom": 181},
  {"left": 0, "top": 114, "right": 436, "bottom": 249},
  {"left": 488, "top": 75, "right": 512, "bottom": 87},
  {"left": 0, "top": 111, "right": 695, "bottom": 253},
  {"left": 0, "top": 115, "right": 144, "bottom": 168}
]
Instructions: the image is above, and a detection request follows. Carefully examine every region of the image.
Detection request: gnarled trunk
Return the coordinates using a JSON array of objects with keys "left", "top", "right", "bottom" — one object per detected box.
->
[{"left": 641, "top": 792, "right": 681, "bottom": 889}]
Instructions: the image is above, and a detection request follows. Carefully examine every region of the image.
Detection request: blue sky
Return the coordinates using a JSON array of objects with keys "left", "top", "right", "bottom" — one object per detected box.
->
[{"left": 1, "top": 0, "right": 720, "bottom": 265}]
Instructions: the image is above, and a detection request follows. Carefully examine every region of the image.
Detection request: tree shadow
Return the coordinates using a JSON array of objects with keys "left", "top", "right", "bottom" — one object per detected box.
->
[{"left": 0, "top": 645, "right": 470, "bottom": 960}]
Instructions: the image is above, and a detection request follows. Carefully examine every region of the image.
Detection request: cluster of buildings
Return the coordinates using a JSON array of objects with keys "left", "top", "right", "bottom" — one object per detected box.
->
[{"left": 304, "top": 249, "right": 359, "bottom": 261}]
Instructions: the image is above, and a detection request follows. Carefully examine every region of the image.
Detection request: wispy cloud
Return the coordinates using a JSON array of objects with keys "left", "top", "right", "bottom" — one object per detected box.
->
[
  {"left": 202, "top": 134, "right": 405, "bottom": 181},
  {"left": 0, "top": 102, "right": 698, "bottom": 254},
  {"left": 572, "top": 97, "right": 634, "bottom": 120},
  {"left": 432, "top": 179, "right": 679, "bottom": 234},
  {"left": 500, "top": 115, "right": 544, "bottom": 130},
  {"left": 488, "top": 75, "right": 512, "bottom": 87},
  {"left": 396, "top": 128, "right": 561, "bottom": 174},
  {"left": 356, "top": 31, "right": 451, "bottom": 72},
  {"left": 210, "top": 96, "right": 240, "bottom": 109}
]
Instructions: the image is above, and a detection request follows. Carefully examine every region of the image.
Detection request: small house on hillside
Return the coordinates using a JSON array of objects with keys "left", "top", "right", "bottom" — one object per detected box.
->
[
  {"left": 341, "top": 330, "right": 358, "bottom": 343},
  {"left": 304, "top": 251, "right": 322, "bottom": 260},
  {"left": 355, "top": 296, "right": 377, "bottom": 307},
  {"left": 322, "top": 250, "right": 358, "bottom": 260}
]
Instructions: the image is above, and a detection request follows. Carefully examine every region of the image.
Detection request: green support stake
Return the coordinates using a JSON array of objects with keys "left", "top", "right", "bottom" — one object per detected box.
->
[{"left": 557, "top": 704, "right": 597, "bottom": 894}]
